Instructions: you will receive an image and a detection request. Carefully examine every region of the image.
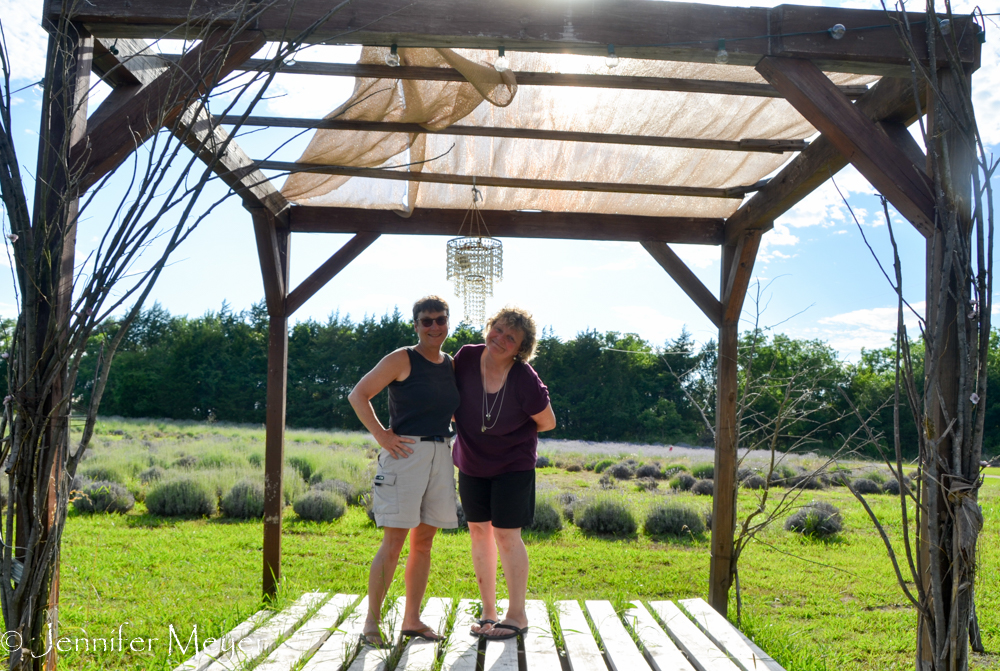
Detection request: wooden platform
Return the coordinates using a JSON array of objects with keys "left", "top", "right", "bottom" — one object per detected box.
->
[{"left": 174, "top": 593, "right": 785, "bottom": 671}]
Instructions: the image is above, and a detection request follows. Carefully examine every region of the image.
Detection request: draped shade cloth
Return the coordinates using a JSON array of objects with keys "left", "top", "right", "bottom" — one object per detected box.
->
[{"left": 281, "top": 47, "right": 877, "bottom": 218}]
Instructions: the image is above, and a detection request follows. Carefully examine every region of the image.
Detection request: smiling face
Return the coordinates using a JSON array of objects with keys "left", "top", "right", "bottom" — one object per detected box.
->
[
  {"left": 414, "top": 309, "right": 449, "bottom": 348},
  {"left": 485, "top": 320, "right": 525, "bottom": 363}
]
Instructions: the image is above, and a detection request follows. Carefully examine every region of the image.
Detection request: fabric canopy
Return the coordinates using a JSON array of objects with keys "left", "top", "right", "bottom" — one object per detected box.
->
[{"left": 281, "top": 46, "right": 877, "bottom": 218}]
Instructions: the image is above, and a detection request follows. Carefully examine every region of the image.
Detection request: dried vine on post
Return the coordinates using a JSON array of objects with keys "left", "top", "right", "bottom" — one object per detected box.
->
[
  {"left": 845, "top": 2, "right": 994, "bottom": 669},
  {"left": 0, "top": 1, "right": 344, "bottom": 666}
]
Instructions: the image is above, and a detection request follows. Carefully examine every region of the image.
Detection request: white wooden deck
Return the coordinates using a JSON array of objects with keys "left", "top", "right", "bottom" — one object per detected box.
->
[{"left": 174, "top": 594, "right": 785, "bottom": 671}]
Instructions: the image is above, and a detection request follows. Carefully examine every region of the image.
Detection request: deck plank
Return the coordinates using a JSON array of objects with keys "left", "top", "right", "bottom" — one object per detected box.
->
[
  {"left": 732, "top": 629, "right": 786, "bottom": 671},
  {"left": 301, "top": 596, "right": 369, "bottom": 671},
  {"left": 557, "top": 600, "right": 606, "bottom": 671},
  {"left": 173, "top": 609, "right": 271, "bottom": 671},
  {"left": 483, "top": 600, "right": 518, "bottom": 671},
  {"left": 202, "top": 592, "right": 327, "bottom": 671},
  {"left": 586, "top": 600, "right": 650, "bottom": 671},
  {"left": 396, "top": 597, "right": 451, "bottom": 670},
  {"left": 680, "top": 599, "right": 785, "bottom": 671},
  {"left": 440, "top": 599, "right": 483, "bottom": 671},
  {"left": 256, "top": 593, "right": 356, "bottom": 671},
  {"left": 650, "top": 601, "right": 740, "bottom": 671},
  {"left": 346, "top": 597, "right": 406, "bottom": 671},
  {"left": 623, "top": 601, "right": 696, "bottom": 671},
  {"left": 524, "top": 600, "right": 560, "bottom": 670}
]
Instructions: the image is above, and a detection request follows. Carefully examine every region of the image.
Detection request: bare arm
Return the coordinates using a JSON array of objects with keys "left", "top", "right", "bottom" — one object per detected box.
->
[
  {"left": 348, "top": 349, "right": 416, "bottom": 459},
  {"left": 531, "top": 403, "right": 557, "bottom": 432}
]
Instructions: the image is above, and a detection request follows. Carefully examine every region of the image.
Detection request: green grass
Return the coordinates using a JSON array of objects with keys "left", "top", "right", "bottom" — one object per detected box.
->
[{"left": 44, "top": 418, "right": 1000, "bottom": 670}]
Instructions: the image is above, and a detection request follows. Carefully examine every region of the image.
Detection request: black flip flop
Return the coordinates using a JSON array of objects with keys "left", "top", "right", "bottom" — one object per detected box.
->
[
  {"left": 402, "top": 627, "right": 445, "bottom": 641},
  {"left": 480, "top": 623, "right": 528, "bottom": 640},
  {"left": 359, "top": 631, "right": 390, "bottom": 649},
  {"left": 470, "top": 618, "right": 497, "bottom": 636}
]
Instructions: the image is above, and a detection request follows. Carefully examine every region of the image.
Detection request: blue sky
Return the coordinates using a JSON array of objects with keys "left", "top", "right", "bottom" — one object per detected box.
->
[{"left": 1, "top": 0, "right": 998, "bottom": 361}]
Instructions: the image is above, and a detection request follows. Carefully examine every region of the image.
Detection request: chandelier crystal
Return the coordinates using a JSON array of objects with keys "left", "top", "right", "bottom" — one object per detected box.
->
[{"left": 446, "top": 187, "right": 503, "bottom": 326}]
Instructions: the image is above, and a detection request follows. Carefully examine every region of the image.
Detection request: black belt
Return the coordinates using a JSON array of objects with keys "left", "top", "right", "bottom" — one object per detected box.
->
[{"left": 419, "top": 436, "right": 448, "bottom": 442}]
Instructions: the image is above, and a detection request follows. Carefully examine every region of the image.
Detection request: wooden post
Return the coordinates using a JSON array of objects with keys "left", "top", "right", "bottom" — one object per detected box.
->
[
  {"left": 709, "top": 243, "right": 738, "bottom": 615},
  {"left": 29, "top": 22, "right": 93, "bottom": 670},
  {"left": 920, "top": 67, "right": 975, "bottom": 670},
  {"left": 261, "top": 225, "right": 289, "bottom": 599}
]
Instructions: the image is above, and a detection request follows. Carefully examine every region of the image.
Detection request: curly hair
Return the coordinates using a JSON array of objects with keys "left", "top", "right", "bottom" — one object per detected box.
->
[
  {"left": 483, "top": 306, "right": 538, "bottom": 362},
  {"left": 412, "top": 295, "right": 449, "bottom": 322}
]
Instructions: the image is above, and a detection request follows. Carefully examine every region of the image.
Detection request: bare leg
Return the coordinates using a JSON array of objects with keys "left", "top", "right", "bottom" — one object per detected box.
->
[
  {"left": 365, "top": 526, "right": 410, "bottom": 641},
  {"left": 401, "top": 523, "right": 440, "bottom": 633},
  {"left": 468, "top": 521, "right": 499, "bottom": 633},
  {"left": 486, "top": 527, "right": 529, "bottom": 636}
]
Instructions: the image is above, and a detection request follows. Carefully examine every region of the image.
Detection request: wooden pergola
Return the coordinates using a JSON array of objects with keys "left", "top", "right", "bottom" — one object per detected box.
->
[{"left": 42, "top": 0, "right": 981, "bottom": 618}]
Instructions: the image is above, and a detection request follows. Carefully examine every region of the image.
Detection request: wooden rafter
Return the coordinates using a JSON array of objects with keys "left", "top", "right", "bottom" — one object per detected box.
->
[
  {"left": 71, "top": 29, "right": 265, "bottom": 193},
  {"left": 723, "top": 75, "right": 927, "bottom": 245},
  {"left": 222, "top": 116, "right": 807, "bottom": 154},
  {"left": 57, "top": 0, "right": 980, "bottom": 75},
  {"left": 229, "top": 59, "right": 871, "bottom": 99},
  {"left": 640, "top": 242, "right": 722, "bottom": 327},
  {"left": 290, "top": 207, "right": 724, "bottom": 245},
  {"left": 756, "top": 56, "right": 934, "bottom": 237},
  {"left": 258, "top": 160, "right": 761, "bottom": 199}
]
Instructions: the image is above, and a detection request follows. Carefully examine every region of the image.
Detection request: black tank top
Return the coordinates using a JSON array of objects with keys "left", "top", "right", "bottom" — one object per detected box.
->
[{"left": 388, "top": 348, "right": 461, "bottom": 436}]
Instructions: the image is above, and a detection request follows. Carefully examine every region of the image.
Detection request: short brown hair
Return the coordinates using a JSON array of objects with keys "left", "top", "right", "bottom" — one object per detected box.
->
[
  {"left": 484, "top": 306, "right": 538, "bottom": 362},
  {"left": 412, "top": 295, "right": 449, "bottom": 322}
]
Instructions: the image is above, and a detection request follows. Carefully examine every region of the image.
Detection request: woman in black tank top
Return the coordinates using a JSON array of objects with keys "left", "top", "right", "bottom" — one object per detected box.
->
[{"left": 348, "top": 296, "right": 460, "bottom": 646}]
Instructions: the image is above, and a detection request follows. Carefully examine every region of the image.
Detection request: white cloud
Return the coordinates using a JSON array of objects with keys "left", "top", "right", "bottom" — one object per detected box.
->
[
  {"left": 810, "top": 301, "right": 927, "bottom": 358},
  {"left": 0, "top": 1, "right": 46, "bottom": 82},
  {"left": 820, "top": 302, "right": 925, "bottom": 330},
  {"left": 671, "top": 244, "right": 718, "bottom": 270}
]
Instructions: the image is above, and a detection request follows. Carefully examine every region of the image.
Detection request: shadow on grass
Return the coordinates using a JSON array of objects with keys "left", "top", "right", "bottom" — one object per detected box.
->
[
  {"left": 125, "top": 512, "right": 185, "bottom": 529},
  {"left": 789, "top": 531, "right": 847, "bottom": 545},
  {"left": 576, "top": 530, "right": 640, "bottom": 542},
  {"left": 644, "top": 532, "right": 708, "bottom": 546}
]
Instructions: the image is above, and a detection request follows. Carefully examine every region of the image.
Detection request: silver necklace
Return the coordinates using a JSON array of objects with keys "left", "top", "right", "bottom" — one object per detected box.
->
[{"left": 481, "top": 356, "right": 512, "bottom": 432}]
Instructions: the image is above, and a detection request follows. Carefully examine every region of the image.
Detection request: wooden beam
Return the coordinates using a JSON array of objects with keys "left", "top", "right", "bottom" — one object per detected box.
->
[
  {"left": 879, "top": 120, "right": 928, "bottom": 174},
  {"left": 61, "top": 0, "right": 980, "bottom": 75},
  {"left": 640, "top": 242, "right": 721, "bottom": 328},
  {"left": 722, "top": 229, "right": 762, "bottom": 324},
  {"left": 221, "top": 116, "right": 807, "bottom": 154},
  {"left": 286, "top": 232, "right": 380, "bottom": 316},
  {"left": 290, "top": 207, "right": 724, "bottom": 245},
  {"left": 71, "top": 28, "right": 265, "bottom": 193},
  {"left": 248, "top": 206, "right": 287, "bottom": 315},
  {"left": 258, "top": 160, "right": 760, "bottom": 200},
  {"left": 230, "top": 59, "right": 870, "bottom": 99},
  {"left": 262, "top": 224, "right": 289, "bottom": 599},
  {"left": 92, "top": 36, "right": 169, "bottom": 86},
  {"left": 724, "top": 75, "right": 927, "bottom": 246},
  {"left": 756, "top": 57, "right": 934, "bottom": 237}
]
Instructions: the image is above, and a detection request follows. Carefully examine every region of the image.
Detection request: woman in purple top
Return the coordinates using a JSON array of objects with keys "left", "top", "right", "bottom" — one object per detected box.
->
[{"left": 453, "top": 307, "right": 556, "bottom": 640}]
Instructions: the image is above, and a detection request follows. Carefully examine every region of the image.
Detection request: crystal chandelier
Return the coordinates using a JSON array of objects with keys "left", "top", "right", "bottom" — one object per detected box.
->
[{"left": 446, "top": 186, "right": 503, "bottom": 326}]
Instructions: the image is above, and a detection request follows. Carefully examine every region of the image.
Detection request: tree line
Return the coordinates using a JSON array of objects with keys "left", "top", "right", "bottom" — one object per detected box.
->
[{"left": 52, "top": 304, "right": 1000, "bottom": 458}]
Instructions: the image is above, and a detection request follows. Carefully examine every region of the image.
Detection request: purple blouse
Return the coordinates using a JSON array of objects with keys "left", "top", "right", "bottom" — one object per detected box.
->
[{"left": 452, "top": 344, "right": 550, "bottom": 478}]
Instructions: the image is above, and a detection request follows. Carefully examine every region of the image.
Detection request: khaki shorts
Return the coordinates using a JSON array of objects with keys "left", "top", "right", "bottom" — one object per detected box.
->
[{"left": 371, "top": 436, "right": 458, "bottom": 529}]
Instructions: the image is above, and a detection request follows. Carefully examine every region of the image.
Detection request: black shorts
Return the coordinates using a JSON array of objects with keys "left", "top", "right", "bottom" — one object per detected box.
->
[{"left": 458, "top": 469, "right": 535, "bottom": 529}]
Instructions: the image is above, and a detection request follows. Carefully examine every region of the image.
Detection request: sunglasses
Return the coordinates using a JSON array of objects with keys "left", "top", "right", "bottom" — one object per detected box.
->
[{"left": 417, "top": 316, "right": 448, "bottom": 327}]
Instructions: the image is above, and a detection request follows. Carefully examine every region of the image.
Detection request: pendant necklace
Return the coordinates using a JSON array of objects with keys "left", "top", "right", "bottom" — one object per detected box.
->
[{"left": 481, "top": 355, "right": 512, "bottom": 433}]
